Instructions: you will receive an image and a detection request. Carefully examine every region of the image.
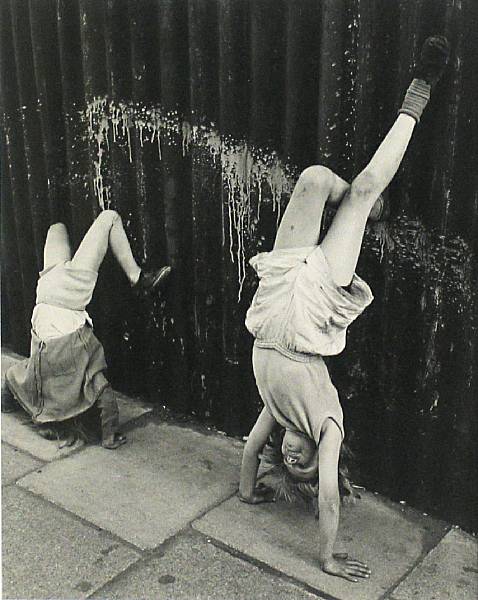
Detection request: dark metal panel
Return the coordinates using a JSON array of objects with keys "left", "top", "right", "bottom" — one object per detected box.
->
[
  {"left": 1, "top": 0, "right": 39, "bottom": 342},
  {"left": 9, "top": 0, "right": 49, "bottom": 265},
  {"left": 155, "top": 0, "right": 194, "bottom": 412}
]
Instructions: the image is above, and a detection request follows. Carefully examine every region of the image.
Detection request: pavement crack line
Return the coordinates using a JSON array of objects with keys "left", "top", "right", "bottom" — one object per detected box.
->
[
  {"left": 2, "top": 439, "right": 49, "bottom": 464},
  {"left": 2, "top": 434, "right": 90, "bottom": 462},
  {"left": 379, "top": 524, "right": 453, "bottom": 600},
  {"left": 85, "top": 529, "right": 197, "bottom": 598}
]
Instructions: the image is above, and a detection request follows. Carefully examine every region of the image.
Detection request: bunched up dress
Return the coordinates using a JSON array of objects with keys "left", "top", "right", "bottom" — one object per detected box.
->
[{"left": 5, "top": 260, "right": 117, "bottom": 428}]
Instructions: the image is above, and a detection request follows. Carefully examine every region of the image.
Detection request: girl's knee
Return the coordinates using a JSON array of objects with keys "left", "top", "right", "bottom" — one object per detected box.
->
[
  {"left": 348, "top": 171, "right": 381, "bottom": 207},
  {"left": 297, "top": 165, "right": 335, "bottom": 196},
  {"left": 95, "top": 209, "right": 121, "bottom": 230},
  {"left": 48, "top": 222, "right": 68, "bottom": 235}
]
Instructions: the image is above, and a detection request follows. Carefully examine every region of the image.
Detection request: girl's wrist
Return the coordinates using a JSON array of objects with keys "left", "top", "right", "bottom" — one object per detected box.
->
[
  {"left": 238, "top": 486, "right": 253, "bottom": 502},
  {"left": 319, "top": 555, "right": 334, "bottom": 569}
]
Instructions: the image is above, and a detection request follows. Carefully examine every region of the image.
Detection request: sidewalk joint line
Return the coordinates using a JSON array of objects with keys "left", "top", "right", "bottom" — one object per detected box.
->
[
  {"left": 85, "top": 530, "right": 194, "bottom": 598},
  {"left": 379, "top": 523, "right": 453, "bottom": 599},
  {"left": 1, "top": 439, "right": 48, "bottom": 465},
  {"left": 192, "top": 528, "right": 342, "bottom": 600},
  {"left": 12, "top": 483, "right": 146, "bottom": 554}
]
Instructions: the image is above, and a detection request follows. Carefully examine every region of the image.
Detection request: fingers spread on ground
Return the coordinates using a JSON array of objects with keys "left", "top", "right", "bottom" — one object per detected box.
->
[
  {"left": 347, "top": 567, "right": 369, "bottom": 578},
  {"left": 347, "top": 560, "right": 369, "bottom": 569}
]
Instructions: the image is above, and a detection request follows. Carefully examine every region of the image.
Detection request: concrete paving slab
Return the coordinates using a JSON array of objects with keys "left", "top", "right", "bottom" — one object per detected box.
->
[
  {"left": 1, "top": 443, "right": 43, "bottom": 486},
  {"left": 2, "top": 486, "right": 141, "bottom": 600},
  {"left": 390, "top": 528, "right": 478, "bottom": 600},
  {"left": 1, "top": 410, "right": 86, "bottom": 462},
  {"left": 1, "top": 349, "right": 152, "bottom": 461},
  {"left": 194, "top": 483, "right": 447, "bottom": 600},
  {"left": 92, "top": 530, "right": 316, "bottom": 600},
  {"left": 17, "top": 422, "right": 244, "bottom": 550}
]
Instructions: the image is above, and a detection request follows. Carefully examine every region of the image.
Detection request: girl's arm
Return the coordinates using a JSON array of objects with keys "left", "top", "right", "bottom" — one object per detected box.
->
[
  {"left": 317, "top": 421, "right": 371, "bottom": 582},
  {"left": 239, "top": 407, "right": 277, "bottom": 504}
]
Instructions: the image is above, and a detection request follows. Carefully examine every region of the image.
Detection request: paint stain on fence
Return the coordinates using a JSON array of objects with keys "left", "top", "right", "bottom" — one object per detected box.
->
[
  {"left": 84, "top": 97, "right": 475, "bottom": 322},
  {"left": 85, "top": 97, "right": 294, "bottom": 298}
]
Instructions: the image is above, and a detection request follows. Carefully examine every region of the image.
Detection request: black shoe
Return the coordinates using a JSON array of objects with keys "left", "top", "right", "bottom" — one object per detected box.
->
[
  {"left": 414, "top": 36, "right": 450, "bottom": 87},
  {"left": 134, "top": 266, "right": 172, "bottom": 295}
]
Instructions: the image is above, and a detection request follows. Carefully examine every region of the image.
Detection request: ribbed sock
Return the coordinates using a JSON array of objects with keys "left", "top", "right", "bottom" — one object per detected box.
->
[{"left": 398, "top": 79, "right": 431, "bottom": 123}]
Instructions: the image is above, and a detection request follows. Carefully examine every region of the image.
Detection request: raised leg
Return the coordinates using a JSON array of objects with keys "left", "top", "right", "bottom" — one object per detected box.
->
[
  {"left": 43, "top": 223, "right": 72, "bottom": 271},
  {"left": 320, "top": 35, "right": 450, "bottom": 286},
  {"left": 321, "top": 114, "right": 416, "bottom": 286},
  {"left": 71, "top": 210, "right": 141, "bottom": 284}
]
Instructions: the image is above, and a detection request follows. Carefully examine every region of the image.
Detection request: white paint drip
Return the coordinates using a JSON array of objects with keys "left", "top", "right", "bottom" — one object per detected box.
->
[{"left": 85, "top": 97, "right": 295, "bottom": 299}]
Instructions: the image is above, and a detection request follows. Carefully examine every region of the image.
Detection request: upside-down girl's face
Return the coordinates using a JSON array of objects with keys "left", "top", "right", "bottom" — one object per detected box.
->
[{"left": 281, "top": 430, "right": 319, "bottom": 481}]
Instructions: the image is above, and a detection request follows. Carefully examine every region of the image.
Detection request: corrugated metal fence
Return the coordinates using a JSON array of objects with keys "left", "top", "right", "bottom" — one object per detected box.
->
[{"left": 1, "top": 0, "right": 477, "bottom": 531}]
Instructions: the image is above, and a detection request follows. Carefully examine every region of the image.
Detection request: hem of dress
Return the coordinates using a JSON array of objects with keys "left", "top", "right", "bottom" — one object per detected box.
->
[
  {"left": 254, "top": 340, "right": 322, "bottom": 363},
  {"left": 33, "top": 299, "right": 90, "bottom": 313}
]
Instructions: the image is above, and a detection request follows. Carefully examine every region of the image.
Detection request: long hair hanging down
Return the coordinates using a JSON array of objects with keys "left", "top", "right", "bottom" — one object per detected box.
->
[{"left": 263, "top": 427, "right": 359, "bottom": 510}]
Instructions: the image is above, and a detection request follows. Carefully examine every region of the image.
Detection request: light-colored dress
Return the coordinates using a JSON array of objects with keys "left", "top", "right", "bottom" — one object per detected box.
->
[
  {"left": 246, "top": 245, "right": 373, "bottom": 358},
  {"left": 245, "top": 245, "right": 373, "bottom": 441}
]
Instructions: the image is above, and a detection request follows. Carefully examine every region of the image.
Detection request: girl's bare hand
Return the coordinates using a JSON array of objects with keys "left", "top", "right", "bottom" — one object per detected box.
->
[
  {"left": 321, "top": 553, "right": 371, "bottom": 583},
  {"left": 238, "top": 483, "right": 275, "bottom": 505}
]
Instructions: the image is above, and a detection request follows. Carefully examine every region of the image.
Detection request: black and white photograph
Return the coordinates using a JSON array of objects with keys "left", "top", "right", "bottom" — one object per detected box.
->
[{"left": 1, "top": 1, "right": 477, "bottom": 599}]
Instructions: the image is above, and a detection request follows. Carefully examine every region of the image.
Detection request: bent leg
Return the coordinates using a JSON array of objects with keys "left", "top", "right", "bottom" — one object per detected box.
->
[
  {"left": 71, "top": 210, "right": 141, "bottom": 284},
  {"left": 43, "top": 223, "right": 72, "bottom": 271},
  {"left": 321, "top": 114, "right": 416, "bottom": 286},
  {"left": 274, "top": 166, "right": 341, "bottom": 250}
]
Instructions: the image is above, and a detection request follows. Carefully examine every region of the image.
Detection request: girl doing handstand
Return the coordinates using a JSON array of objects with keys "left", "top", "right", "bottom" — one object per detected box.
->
[
  {"left": 2, "top": 210, "right": 170, "bottom": 448},
  {"left": 239, "top": 37, "right": 450, "bottom": 582}
]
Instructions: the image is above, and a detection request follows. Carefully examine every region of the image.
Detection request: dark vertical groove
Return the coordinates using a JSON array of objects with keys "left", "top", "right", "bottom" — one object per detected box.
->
[
  {"left": 283, "top": 0, "right": 321, "bottom": 169},
  {"left": 316, "top": 0, "right": 346, "bottom": 172},
  {"left": 9, "top": 0, "right": 48, "bottom": 268},
  {"left": 29, "top": 0, "right": 68, "bottom": 227},
  {"left": 249, "top": 0, "right": 286, "bottom": 150},
  {"left": 188, "top": 0, "right": 222, "bottom": 418},
  {"left": 1, "top": 128, "right": 30, "bottom": 351},
  {"left": 218, "top": 0, "right": 256, "bottom": 434},
  {"left": 1, "top": 0, "right": 38, "bottom": 326},
  {"left": 56, "top": 0, "right": 91, "bottom": 246},
  {"left": 78, "top": 0, "right": 107, "bottom": 219},
  {"left": 156, "top": 0, "right": 193, "bottom": 412}
]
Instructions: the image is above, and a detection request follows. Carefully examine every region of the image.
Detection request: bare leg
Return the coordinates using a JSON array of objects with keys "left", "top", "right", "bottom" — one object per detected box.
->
[
  {"left": 321, "top": 114, "right": 416, "bottom": 285},
  {"left": 274, "top": 166, "right": 384, "bottom": 251},
  {"left": 71, "top": 210, "right": 141, "bottom": 284},
  {"left": 320, "top": 35, "right": 450, "bottom": 286},
  {"left": 43, "top": 223, "right": 72, "bottom": 271},
  {"left": 274, "top": 166, "right": 337, "bottom": 250}
]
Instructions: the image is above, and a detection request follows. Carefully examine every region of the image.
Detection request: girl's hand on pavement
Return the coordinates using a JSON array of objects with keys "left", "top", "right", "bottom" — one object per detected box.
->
[
  {"left": 321, "top": 553, "right": 371, "bottom": 583},
  {"left": 238, "top": 483, "right": 275, "bottom": 505}
]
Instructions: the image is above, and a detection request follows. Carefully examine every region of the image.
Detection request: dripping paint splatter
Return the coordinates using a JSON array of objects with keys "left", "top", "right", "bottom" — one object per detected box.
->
[{"left": 85, "top": 97, "right": 295, "bottom": 299}]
